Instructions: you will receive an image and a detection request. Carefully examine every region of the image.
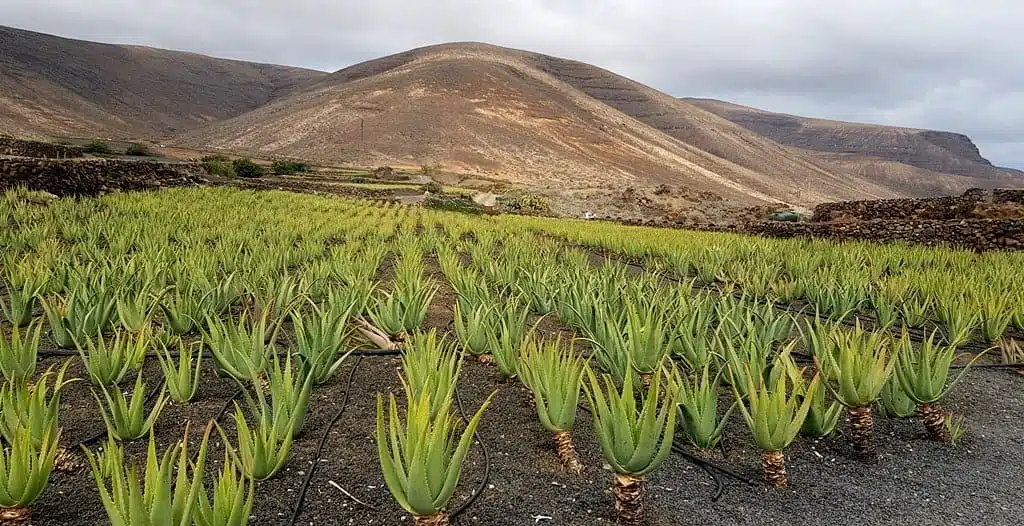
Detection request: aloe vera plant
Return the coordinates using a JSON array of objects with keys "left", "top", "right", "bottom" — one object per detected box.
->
[
  {"left": 893, "top": 331, "right": 980, "bottom": 442},
  {"left": 76, "top": 329, "right": 148, "bottom": 387},
  {"left": 0, "top": 320, "right": 42, "bottom": 383},
  {"left": 0, "top": 273, "right": 43, "bottom": 328},
  {"left": 519, "top": 338, "right": 586, "bottom": 473},
  {"left": 814, "top": 325, "right": 896, "bottom": 458},
  {"left": 0, "top": 363, "right": 73, "bottom": 448},
  {"left": 676, "top": 364, "right": 735, "bottom": 454},
  {"left": 156, "top": 337, "right": 203, "bottom": 403},
  {"left": 401, "top": 330, "right": 462, "bottom": 418},
  {"left": 95, "top": 373, "right": 169, "bottom": 441},
  {"left": 218, "top": 401, "right": 294, "bottom": 481},
  {"left": 116, "top": 285, "right": 160, "bottom": 332},
  {"left": 585, "top": 366, "right": 678, "bottom": 524},
  {"left": 877, "top": 376, "right": 918, "bottom": 418},
  {"left": 452, "top": 302, "right": 492, "bottom": 362},
  {"left": 486, "top": 303, "right": 530, "bottom": 379},
  {"left": 246, "top": 351, "right": 315, "bottom": 440},
  {"left": 292, "top": 303, "right": 353, "bottom": 385},
  {"left": 83, "top": 425, "right": 211, "bottom": 526},
  {"left": 733, "top": 365, "right": 819, "bottom": 488},
  {"left": 368, "top": 281, "right": 437, "bottom": 339},
  {"left": 0, "top": 425, "right": 60, "bottom": 523},
  {"left": 204, "top": 311, "right": 277, "bottom": 383},
  {"left": 194, "top": 449, "right": 254, "bottom": 526},
  {"left": 376, "top": 389, "right": 495, "bottom": 526}
]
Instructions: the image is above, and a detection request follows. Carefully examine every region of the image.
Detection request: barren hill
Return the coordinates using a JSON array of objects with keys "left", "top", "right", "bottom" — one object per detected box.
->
[
  {"left": 179, "top": 42, "right": 917, "bottom": 206},
  {"left": 685, "top": 98, "right": 1022, "bottom": 183},
  {"left": 0, "top": 25, "right": 326, "bottom": 138}
]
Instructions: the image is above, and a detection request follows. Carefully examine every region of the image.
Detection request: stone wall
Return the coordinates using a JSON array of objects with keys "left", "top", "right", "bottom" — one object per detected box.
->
[
  {"left": 0, "top": 158, "right": 207, "bottom": 196},
  {"left": 993, "top": 189, "right": 1024, "bottom": 204},
  {"left": 811, "top": 189, "right": 990, "bottom": 222},
  {"left": 747, "top": 219, "right": 1024, "bottom": 252},
  {"left": 0, "top": 137, "right": 84, "bottom": 159}
]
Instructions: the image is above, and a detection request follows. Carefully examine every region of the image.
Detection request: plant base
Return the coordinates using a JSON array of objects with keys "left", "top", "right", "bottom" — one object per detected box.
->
[
  {"left": 612, "top": 473, "right": 645, "bottom": 524},
  {"left": 413, "top": 512, "right": 450, "bottom": 526},
  {"left": 918, "top": 403, "right": 951, "bottom": 442},
  {"left": 849, "top": 406, "right": 875, "bottom": 459},
  {"left": 762, "top": 450, "right": 788, "bottom": 488},
  {"left": 554, "top": 430, "right": 583, "bottom": 474},
  {"left": 0, "top": 508, "right": 30, "bottom": 524},
  {"left": 478, "top": 354, "right": 495, "bottom": 365}
]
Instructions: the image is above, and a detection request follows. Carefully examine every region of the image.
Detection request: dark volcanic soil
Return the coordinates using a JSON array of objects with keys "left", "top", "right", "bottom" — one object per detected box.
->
[{"left": 24, "top": 346, "right": 1024, "bottom": 526}]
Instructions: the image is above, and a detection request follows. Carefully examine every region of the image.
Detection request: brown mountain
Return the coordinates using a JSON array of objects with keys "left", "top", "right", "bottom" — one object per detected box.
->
[
  {"left": 0, "top": 25, "right": 326, "bottom": 138},
  {"left": 684, "top": 98, "right": 1023, "bottom": 185},
  {"left": 179, "top": 42, "right": 920, "bottom": 206}
]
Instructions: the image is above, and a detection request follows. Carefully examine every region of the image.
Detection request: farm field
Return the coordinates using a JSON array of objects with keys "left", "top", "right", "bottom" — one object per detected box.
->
[{"left": 1, "top": 186, "right": 1022, "bottom": 525}]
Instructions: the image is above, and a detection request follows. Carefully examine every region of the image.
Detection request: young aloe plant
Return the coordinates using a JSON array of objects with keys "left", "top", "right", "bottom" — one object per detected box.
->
[
  {"left": 217, "top": 401, "right": 294, "bottom": 481},
  {"left": 194, "top": 449, "right": 255, "bottom": 526},
  {"left": 292, "top": 303, "right": 353, "bottom": 385},
  {"left": 160, "top": 285, "right": 204, "bottom": 335},
  {"left": 585, "top": 366, "right": 679, "bottom": 525},
  {"left": 376, "top": 389, "right": 495, "bottom": 526},
  {"left": 75, "top": 329, "right": 148, "bottom": 387},
  {"left": 245, "top": 351, "right": 315, "bottom": 440},
  {"left": 204, "top": 311, "right": 277, "bottom": 383},
  {"left": 486, "top": 303, "right": 530, "bottom": 379},
  {"left": 518, "top": 338, "right": 586, "bottom": 474},
  {"left": 452, "top": 302, "right": 492, "bottom": 362},
  {"left": 156, "top": 337, "right": 203, "bottom": 403},
  {"left": 116, "top": 285, "right": 160, "bottom": 333},
  {"left": 94, "top": 373, "right": 169, "bottom": 441},
  {"left": 733, "top": 365, "right": 820, "bottom": 488},
  {"left": 0, "top": 320, "right": 43, "bottom": 383},
  {"left": 83, "top": 424, "right": 211, "bottom": 526},
  {"left": 401, "top": 330, "right": 462, "bottom": 418},
  {"left": 0, "top": 275, "right": 43, "bottom": 328},
  {"left": 814, "top": 326, "right": 896, "bottom": 458},
  {"left": 0, "top": 363, "right": 74, "bottom": 448},
  {"left": 676, "top": 364, "right": 735, "bottom": 455},
  {"left": 893, "top": 331, "right": 980, "bottom": 442},
  {"left": 0, "top": 426, "right": 60, "bottom": 523},
  {"left": 622, "top": 302, "right": 670, "bottom": 386},
  {"left": 368, "top": 282, "right": 437, "bottom": 341},
  {"left": 876, "top": 376, "right": 918, "bottom": 418}
]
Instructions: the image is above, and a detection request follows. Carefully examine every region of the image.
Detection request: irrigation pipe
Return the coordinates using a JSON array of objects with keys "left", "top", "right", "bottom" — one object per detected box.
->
[
  {"left": 287, "top": 354, "right": 369, "bottom": 526},
  {"left": 450, "top": 384, "right": 492, "bottom": 520}
]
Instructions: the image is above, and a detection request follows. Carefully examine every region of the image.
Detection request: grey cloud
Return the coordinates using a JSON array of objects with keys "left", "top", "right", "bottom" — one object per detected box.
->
[{"left": 2, "top": 0, "right": 1022, "bottom": 167}]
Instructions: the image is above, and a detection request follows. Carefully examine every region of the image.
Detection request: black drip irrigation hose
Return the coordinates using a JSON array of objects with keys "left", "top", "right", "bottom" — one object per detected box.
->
[
  {"left": 287, "top": 354, "right": 368, "bottom": 526},
  {"left": 450, "top": 384, "right": 492, "bottom": 520}
]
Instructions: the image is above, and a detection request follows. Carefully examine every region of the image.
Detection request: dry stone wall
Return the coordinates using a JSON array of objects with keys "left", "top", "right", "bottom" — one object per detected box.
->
[
  {"left": 747, "top": 219, "right": 1024, "bottom": 252},
  {"left": 811, "top": 189, "right": 991, "bottom": 222},
  {"left": 0, "top": 158, "right": 207, "bottom": 196},
  {"left": 0, "top": 137, "right": 84, "bottom": 159}
]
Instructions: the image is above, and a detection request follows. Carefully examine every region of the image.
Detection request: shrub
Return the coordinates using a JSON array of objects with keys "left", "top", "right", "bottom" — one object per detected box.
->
[
  {"left": 200, "top": 155, "right": 236, "bottom": 178},
  {"left": 124, "top": 143, "right": 152, "bottom": 156},
  {"left": 83, "top": 140, "right": 112, "bottom": 155},
  {"left": 424, "top": 196, "right": 484, "bottom": 215},
  {"left": 422, "top": 181, "right": 444, "bottom": 194},
  {"left": 501, "top": 194, "right": 550, "bottom": 215},
  {"left": 271, "top": 161, "right": 311, "bottom": 175},
  {"left": 351, "top": 177, "right": 367, "bottom": 184},
  {"left": 231, "top": 159, "right": 265, "bottom": 178}
]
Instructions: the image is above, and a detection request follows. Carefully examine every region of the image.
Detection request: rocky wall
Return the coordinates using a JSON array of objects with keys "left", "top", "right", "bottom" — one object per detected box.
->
[
  {"left": 811, "top": 189, "right": 989, "bottom": 222},
  {"left": 747, "top": 218, "right": 1024, "bottom": 252},
  {"left": 0, "top": 137, "right": 84, "bottom": 159},
  {"left": 0, "top": 158, "right": 207, "bottom": 196}
]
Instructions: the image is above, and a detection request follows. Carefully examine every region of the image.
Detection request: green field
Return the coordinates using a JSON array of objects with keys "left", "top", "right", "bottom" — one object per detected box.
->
[{"left": 1, "top": 186, "right": 1021, "bottom": 524}]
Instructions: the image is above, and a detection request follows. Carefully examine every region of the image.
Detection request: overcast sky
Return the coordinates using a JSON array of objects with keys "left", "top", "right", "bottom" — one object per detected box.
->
[{"left": 3, "top": 0, "right": 1022, "bottom": 167}]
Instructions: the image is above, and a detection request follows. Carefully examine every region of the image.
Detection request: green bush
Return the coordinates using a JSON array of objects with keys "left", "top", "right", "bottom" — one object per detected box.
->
[
  {"left": 422, "top": 182, "right": 444, "bottom": 194},
  {"left": 272, "top": 161, "right": 311, "bottom": 175},
  {"left": 501, "top": 194, "right": 550, "bottom": 215},
  {"left": 232, "top": 159, "right": 266, "bottom": 178},
  {"left": 201, "top": 155, "right": 236, "bottom": 178},
  {"left": 83, "top": 140, "right": 113, "bottom": 155},
  {"left": 424, "top": 196, "right": 484, "bottom": 215},
  {"left": 125, "top": 143, "right": 152, "bottom": 156},
  {"left": 351, "top": 177, "right": 367, "bottom": 184}
]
